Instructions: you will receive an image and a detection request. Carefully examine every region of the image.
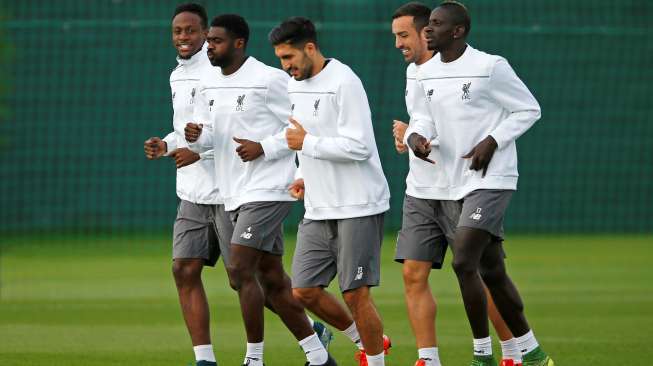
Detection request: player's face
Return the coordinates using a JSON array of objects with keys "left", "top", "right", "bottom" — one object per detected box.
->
[
  {"left": 274, "top": 43, "right": 314, "bottom": 81},
  {"left": 392, "top": 16, "right": 427, "bottom": 64},
  {"left": 424, "top": 7, "right": 456, "bottom": 52},
  {"left": 206, "top": 27, "right": 237, "bottom": 68},
  {"left": 171, "top": 12, "right": 206, "bottom": 59}
]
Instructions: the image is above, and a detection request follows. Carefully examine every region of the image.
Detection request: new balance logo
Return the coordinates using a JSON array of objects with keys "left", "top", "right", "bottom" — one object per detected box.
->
[
  {"left": 190, "top": 88, "right": 196, "bottom": 104},
  {"left": 313, "top": 98, "right": 320, "bottom": 116},
  {"left": 474, "top": 349, "right": 486, "bottom": 354},
  {"left": 209, "top": 99, "right": 214, "bottom": 111},
  {"left": 172, "top": 92, "right": 176, "bottom": 100},
  {"left": 469, "top": 207, "right": 482, "bottom": 221},
  {"left": 427, "top": 89, "right": 434, "bottom": 101},
  {"left": 291, "top": 103, "right": 295, "bottom": 112},
  {"left": 236, "top": 94, "right": 246, "bottom": 111},
  {"left": 462, "top": 82, "right": 471, "bottom": 100},
  {"left": 240, "top": 226, "right": 253, "bottom": 240},
  {"left": 355, "top": 266, "right": 364, "bottom": 280}
]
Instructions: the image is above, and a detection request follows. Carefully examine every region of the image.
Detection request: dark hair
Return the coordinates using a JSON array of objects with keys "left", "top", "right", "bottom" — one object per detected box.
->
[
  {"left": 392, "top": 2, "right": 431, "bottom": 32},
  {"left": 268, "top": 17, "right": 318, "bottom": 48},
  {"left": 172, "top": 3, "right": 208, "bottom": 29},
  {"left": 438, "top": 1, "right": 471, "bottom": 36},
  {"left": 210, "top": 14, "right": 250, "bottom": 45}
]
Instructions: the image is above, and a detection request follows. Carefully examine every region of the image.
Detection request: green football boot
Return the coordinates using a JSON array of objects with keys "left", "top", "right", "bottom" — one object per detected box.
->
[
  {"left": 470, "top": 355, "right": 498, "bottom": 366},
  {"left": 522, "top": 347, "right": 554, "bottom": 366}
]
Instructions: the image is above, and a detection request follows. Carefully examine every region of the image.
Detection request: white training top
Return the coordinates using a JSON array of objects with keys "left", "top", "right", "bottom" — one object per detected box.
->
[
  {"left": 164, "top": 44, "right": 221, "bottom": 204},
  {"left": 405, "top": 45, "right": 541, "bottom": 200},
  {"left": 189, "top": 56, "right": 296, "bottom": 212},
  {"left": 288, "top": 58, "right": 390, "bottom": 220},
  {"left": 404, "top": 61, "right": 450, "bottom": 200}
]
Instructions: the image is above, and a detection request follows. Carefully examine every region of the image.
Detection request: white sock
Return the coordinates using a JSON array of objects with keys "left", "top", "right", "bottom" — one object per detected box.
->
[
  {"left": 244, "top": 342, "right": 264, "bottom": 365},
  {"left": 473, "top": 336, "right": 493, "bottom": 357},
  {"left": 193, "top": 344, "right": 216, "bottom": 362},
  {"left": 418, "top": 347, "right": 441, "bottom": 366},
  {"left": 307, "top": 315, "right": 315, "bottom": 327},
  {"left": 342, "top": 322, "right": 364, "bottom": 350},
  {"left": 500, "top": 338, "right": 522, "bottom": 362},
  {"left": 516, "top": 330, "right": 539, "bottom": 355},
  {"left": 365, "top": 351, "right": 385, "bottom": 366},
  {"left": 299, "top": 333, "right": 329, "bottom": 365}
]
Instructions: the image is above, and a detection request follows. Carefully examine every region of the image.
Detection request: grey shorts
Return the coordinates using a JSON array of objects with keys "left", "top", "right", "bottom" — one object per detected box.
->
[
  {"left": 395, "top": 194, "right": 461, "bottom": 269},
  {"left": 457, "top": 189, "right": 513, "bottom": 240},
  {"left": 173, "top": 200, "right": 232, "bottom": 267},
  {"left": 292, "top": 213, "right": 384, "bottom": 292},
  {"left": 228, "top": 201, "right": 293, "bottom": 256}
]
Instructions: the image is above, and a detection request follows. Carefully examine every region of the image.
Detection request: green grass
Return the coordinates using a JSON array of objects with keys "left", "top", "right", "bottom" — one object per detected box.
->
[{"left": 1, "top": 233, "right": 652, "bottom": 365}]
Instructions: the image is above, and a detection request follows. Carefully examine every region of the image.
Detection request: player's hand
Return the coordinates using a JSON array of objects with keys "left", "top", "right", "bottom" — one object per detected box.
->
[
  {"left": 392, "top": 120, "right": 409, "bottom": 154},
  {"left": 233, "top": 137, "right": 264, "bottom": 162},
  {"left": 462, "top": 135, "right": 498, "bottom": 177},
  {"left": 144, "top": 137, "right": 167, "bottom": 159},
  {"left": 288, "top": 178, "right": 305, "bottom": 200},
  {"left": 170, "top": 148, "right": 200, "bottom": 169},
  {"left": 184, "top": 123, "right": 203, "bottom": 143},
  {"left": 407, "top": 133, "right": 435, "bottom": 164},
  {"left": 286, "top": 117, "right": 307, "bottom": 150},
  {"left": 392, "top": 120, "right": 408, "bottom": 142},
  {"left": 394, "top": 137, "right": 408, "bottom": 154}
]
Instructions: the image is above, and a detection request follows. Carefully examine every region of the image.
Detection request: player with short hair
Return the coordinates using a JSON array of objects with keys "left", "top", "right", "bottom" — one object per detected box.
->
[
  {"left": 390, "top": 2, "right": 522, "bottom": 366},
  {"left": 143, "top": 3, "right": 227, "bottom": 365},
  {"left": 270, "top": 17, "right": 391, "bottom": 366},
  {"left": 185, "top": 13, "right": 336, "bottom": 366},
  {"left": 405, "top": 2, "right": 554, "bottom": 366}
]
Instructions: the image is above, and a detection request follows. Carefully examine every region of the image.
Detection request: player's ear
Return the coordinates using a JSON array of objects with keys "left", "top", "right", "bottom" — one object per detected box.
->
[
  {"left": 304, "top": 42, "right": 316, "bottom": 56},
  {"left": 453, "top": 24, "right": 466, "bottom": 39},
  {"left": 235, "top": 38, "right": 245, "bottom": 49}
]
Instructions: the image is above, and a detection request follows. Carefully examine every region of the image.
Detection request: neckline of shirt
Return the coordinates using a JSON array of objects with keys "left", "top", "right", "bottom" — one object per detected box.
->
[
  {"left": 217, "top": 56, "right": 255, "bottom": 79},
  {"left": 300, "top": 58, "right": 337, "bottom": 83},
  {"left": 434, "top": 44, "right": 472, "bottom": 67},
  {"left": 176, "top": 42, "right": 208, "bottom": 67}
]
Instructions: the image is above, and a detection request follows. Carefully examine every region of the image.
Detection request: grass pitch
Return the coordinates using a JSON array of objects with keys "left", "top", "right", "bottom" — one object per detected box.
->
[{"left": 1, "top": 233, "right": 651, "bottom": 365}]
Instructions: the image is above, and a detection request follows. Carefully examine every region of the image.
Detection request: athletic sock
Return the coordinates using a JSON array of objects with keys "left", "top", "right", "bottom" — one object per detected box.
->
[
  {"left": 193, "top": 344, "right": 216, "bottom": 362},
  {"left": 244, "top": 342, "right": 264, "bottom": 366},
  {"left": 473, "top": 336, "right": 493, "bottom": 357},
  {"left": 342, "top": 322, "right": 364, "bottom": 350},
  {"left": 366, "top": 351, "right": 385, "bottom": 366},
  {"left": 418, "top": 347, "right": 441, "bottom": 366},
  {"left": 299, "top": 332, "right": 329, "bottom": 365},
  {"left": 500, "top": 338, "right": 522, "bottom": 362},
  {"left": 516, "top": 330, "right": 539, "bottom": 355}
]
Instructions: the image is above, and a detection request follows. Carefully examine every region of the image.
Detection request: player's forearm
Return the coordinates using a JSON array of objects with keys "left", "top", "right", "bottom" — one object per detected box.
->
[
  {"left": 260, "top": 130, "right": 293, "bottom": 161},
  {"left": 301, "top": 134, "right": 371, "bottom": 162}
]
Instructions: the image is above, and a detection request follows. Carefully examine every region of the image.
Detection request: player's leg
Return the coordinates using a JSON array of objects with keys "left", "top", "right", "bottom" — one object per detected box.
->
[
  {"left": 293, "top": 287, "right": 354, "bottom": 331},
  {"left": 173, "top": 201, "right": 219, "bottom": 365},
  {"left": 485, "top": 279, "right": 521, "bottom": 366},
  {"left": 480, "top": 242, "right": 553, "bottom": 366},
  {"left": 338, "top": 214, "right": 386, "bottom": 366},
  {"left": 451, "top": 226, "right": 493, "bottom": 338},
  {"left": 395, "top": 195, "right": 449, "bottom": 366},
  {"left": 455, "top": 190, "right": 554, "bottom": 365},
  {"left": 257, "top": 252, "right": 319, "bottom": 339},
  {"left": 232, "top": 202, "right": 334, "bottom": 366}
]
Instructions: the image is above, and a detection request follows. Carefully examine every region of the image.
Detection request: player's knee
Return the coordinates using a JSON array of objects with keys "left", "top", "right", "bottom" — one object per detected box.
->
[
  {"left": 451, "top": 255, "right": 477, "bottom": 277},
  {"left": 292, "top": 287, "right": 320, "bottom": 306},
  {"left": 402, "top": 264, "right": 429, "bottom": 290},
  {"left": 226, "top": 263, "right": 254, "bottom": 290},
  {"left": 172, "top": 260, "right": 202, "bottom": 285},
  {"left": 342, "top": 287, "right": 370, "bottom": 310}
]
